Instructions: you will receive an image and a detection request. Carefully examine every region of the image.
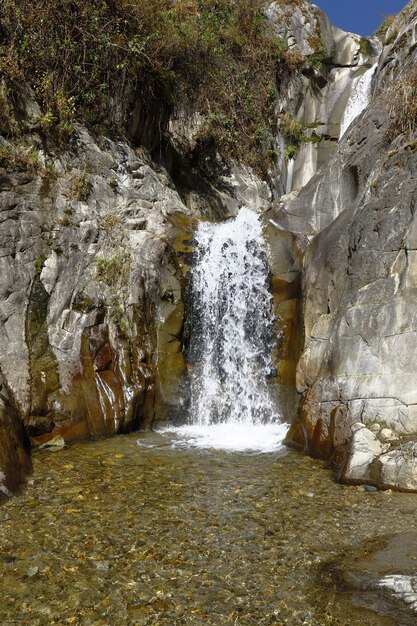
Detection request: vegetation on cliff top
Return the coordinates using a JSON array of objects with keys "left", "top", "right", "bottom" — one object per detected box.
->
[{"left": 0, "top": 0, "right": 300, "bottom": 175}]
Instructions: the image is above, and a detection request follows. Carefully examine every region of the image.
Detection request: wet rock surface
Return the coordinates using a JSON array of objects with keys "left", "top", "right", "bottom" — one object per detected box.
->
[
  {"left": 0, "top": 87, "right": 277, "bottom": 462},
  {"left": 1, "top": 432, "right": 417, "bottom": 625},
  {"left": 1, "top": 0, "right": 417, "bottom": 498}
]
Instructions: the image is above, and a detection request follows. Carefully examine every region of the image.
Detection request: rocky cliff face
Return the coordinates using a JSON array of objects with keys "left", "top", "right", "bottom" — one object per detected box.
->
[
  {"left": 269, "top": 0, "right": 379, "bottom": 195},
  {"left": 285, "top": 1, "right": 417, "bottom": 491},
  {"left": 0, "top": 76, "right": 274, "bottom": 490},
  {"left": 1, "top": 0, "right": 416, "bottom": 495},
  {"left": 0, "top": 0, "right": 353, "bottom": 492}
]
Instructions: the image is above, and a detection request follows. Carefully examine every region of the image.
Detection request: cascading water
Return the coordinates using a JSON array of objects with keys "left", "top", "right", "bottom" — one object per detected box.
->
[
  {"left": 161, "top": 206, "right": 288, "bottom": 452},
  {"left": 189, "top": 206, "right": 276, "bottom": 425},
  {"left": 340, "top": 64, "right": 377, "bottom": 138}
]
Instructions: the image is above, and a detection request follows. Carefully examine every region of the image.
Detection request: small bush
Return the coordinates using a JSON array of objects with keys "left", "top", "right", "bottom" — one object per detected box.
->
[
  {"left": 384, "top": 65, "right": 417, "bottom": 139},
  {"left": 68, "top": 167, "right": 91, "bottom": 202},
  {"left": 0, "top": 143, "right": 40, "bottom": 172},
  {"left": 0, "top": 140, "right": 58, "bottom": 194},
  {"left": 285, "top": 144, "right": 298, "bottom": 159},
  {"left": 60, "top": 206, "right": 73, "bottom": 226},
  {"left": 111, "top": 297, "right": 130, "bottom": 335},
  {"left": 0, "top": 0, "right": 299, "bottom": 175},
  {"left": 34, "top": 256, "right": 45, "bottom": 274},
  {"left": 0, "top": 85, "right": 19, "bottom": 136},
  {"left": 307, "top": 46, "right": 328, "bottom": 71},
  {"left": 375, "top": 15, "right": 395, "bottom": 37},
  {"left": 280, "top": 113, "right": 322, "bottom": 158},
  {"left": 283, "top": 49, "right": 306, "bottom": 71},
  {"left": 96, "top": 254, "right": 131, "bottom": 287},
  {"left": 100, "top": 214, "right": 123, "bottom": 230},
  {"left": 359, "top": 38, "right": 373, "bottom": 57}
]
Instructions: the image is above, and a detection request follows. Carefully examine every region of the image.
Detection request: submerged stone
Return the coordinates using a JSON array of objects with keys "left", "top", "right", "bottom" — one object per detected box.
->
[{"left": 317, "top": 532, "right": 417, "bottom": 625}]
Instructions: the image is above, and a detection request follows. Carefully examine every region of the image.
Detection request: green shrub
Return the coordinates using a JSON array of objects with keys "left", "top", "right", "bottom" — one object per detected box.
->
[
  {"left": 0, "top": 143, "right": 40, "bottom": 172},
  {"left": 307, "top": 46, "right": 328, "bottom": 71},
  {"left": 285, "top": 144, "right": 298, "bottom": 159},
  {"left": 34, "top": 256, "right": 45, "bottom": 274},
  {"left": 280, "top": 113, "right": 322, "bottom": 158},
  {"left": 111, "top": 297, "right": 129, "bottom": 335},
  {"left": 69, "top": 167, "right": 91, "bottom": 202},
  {"left": 96, "top": 253, "right": 131, "bottom": 288},
  {"left": 0, "top": 85, "right": 19, "bottom": 136},
  {"left": 375, "top": 15, "right": 395, "bottom": 37},
  {"left": 0, "top": 0, "right": 296, "bottom": 174},
  {"left": 359, "top": 38, "right": 373, "bottom": 56},
  {"left": 60, "top": 206, "right": 73, "bottom": 226}
]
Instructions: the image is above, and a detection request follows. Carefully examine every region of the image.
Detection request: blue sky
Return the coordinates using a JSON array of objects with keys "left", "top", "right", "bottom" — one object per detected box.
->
[{"left": 313, "top": 0, "right": 409, "bottom": 36}]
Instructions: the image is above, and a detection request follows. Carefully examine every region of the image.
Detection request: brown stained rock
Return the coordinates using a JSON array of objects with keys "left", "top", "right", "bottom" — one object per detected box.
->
[
  {"left": 93, "top": 344, "right": 113, "bottom": 371},
  {"left": 309, "top": 417, "right": 334, "bottom": 459},
  {"left": 284, "top": 395, "right": 313, "bottom": 451},
  {"left": 154, "top": 350, "right": 187, "bottom": 424},
  {"left": 284, "top": 412, "right": 306, "bottom": 451},
  {"left": 161, "top": 303, "right": 184, "bottom": 340},
  {"left": 264, "top": 221, "right": 303, "bottom": 421},
  {"left": 112, "top": 339, "right": 150, "bottom": 432},
  {"left": 275, "top": 296, "right": 300, "bottom": 385},
  {"left": 153, "top": 258, "right": 189, "bottom": 425},
  {"left": 30, "top": 322, "right": 151, "bottom": 445},
  {"left": 96, "top": 370, "right": 125, "bottom": 436},
  {"left": 329, "top": 403, "right": 351, "bottom": 448},
  {"left": 0, "top": 377, "right": 31, "bottom": 496},
  {"left": 88, "top": 326, "right": 113, "bottom": 372}
]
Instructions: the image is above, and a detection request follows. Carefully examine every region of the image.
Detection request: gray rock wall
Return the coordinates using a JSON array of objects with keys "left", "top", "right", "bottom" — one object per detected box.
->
[
  {"left": 0, "top": 75, "right": 277, "bottom": 491},
  {"left": 285, "top": 1, "right": 417, "bottom": 491},
  {"left": 268, "top": 0, "right": 378, "bottom": 195}
]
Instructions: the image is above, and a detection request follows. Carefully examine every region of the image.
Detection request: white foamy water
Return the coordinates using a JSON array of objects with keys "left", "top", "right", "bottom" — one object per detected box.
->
[
  {"left": 158, "top": 206, "right": 286, "bottom": 453},
  {"left": 189, "top": 206, "right": 277, "bottom": 426},
  {"left": 285, "top": 157, "right": 295, "bottom": 194},
  {"left": 340, "top": 64, "right": 377, "bottom": 138},
  {"left": 158, "top": 423, "right": 288, "bottom": 453}
]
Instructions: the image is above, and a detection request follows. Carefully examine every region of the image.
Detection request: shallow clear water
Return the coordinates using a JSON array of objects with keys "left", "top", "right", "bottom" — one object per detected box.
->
[{"left": 0, "top": 431, "right": 416, "bottom": 625}]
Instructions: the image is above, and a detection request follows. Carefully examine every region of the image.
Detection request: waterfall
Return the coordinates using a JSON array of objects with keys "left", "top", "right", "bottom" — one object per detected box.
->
[
  {"left": 340, "top": 64, "right": 377, "bottom": 138},
  {"left": 285, "top": 158, "right": 295, "bottom": 194},
  {"left": 160, "top": 207, "right": 288, "bottom": 452},
  {"left": 189, "top": 206, "right": 276, "bottom": 425}
]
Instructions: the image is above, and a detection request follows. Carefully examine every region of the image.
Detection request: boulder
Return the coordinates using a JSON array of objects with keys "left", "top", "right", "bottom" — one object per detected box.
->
[{"left": 341, "top": 426, "right": 382, "bottom": 484}]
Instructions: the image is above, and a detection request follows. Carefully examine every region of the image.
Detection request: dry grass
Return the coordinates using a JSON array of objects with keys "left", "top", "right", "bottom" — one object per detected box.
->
[
  {"left": 0, "top": 0, "right": 300, "bottom": 174},
  {"left": 384, "top": 65, "right": 417, "bottom": 139}
]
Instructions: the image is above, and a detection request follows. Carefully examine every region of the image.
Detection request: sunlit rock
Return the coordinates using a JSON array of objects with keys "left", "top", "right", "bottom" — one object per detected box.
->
[
  {"left": 378, "top": 444, "right": 417, "bottom": 492},
  {"left": 341, "top": 427, "right": 382, "bottom": 484}
]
